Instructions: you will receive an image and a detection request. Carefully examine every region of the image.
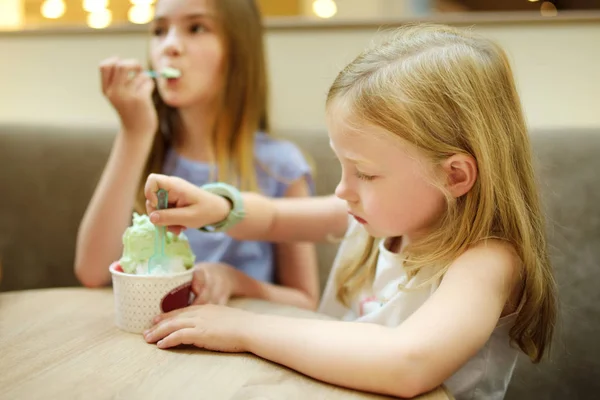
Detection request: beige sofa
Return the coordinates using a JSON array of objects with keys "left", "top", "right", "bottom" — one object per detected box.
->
[{"left": 1, "top": 123, "right": 599, "bottom": 399}]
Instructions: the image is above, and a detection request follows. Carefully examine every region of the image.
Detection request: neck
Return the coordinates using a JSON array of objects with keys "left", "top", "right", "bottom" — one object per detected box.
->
[
  {"left": 385, "top": 237, "right": 403, "bottom": 254},
  {"left": 172, "top": 103, "right": 219, "bottom": 162}
]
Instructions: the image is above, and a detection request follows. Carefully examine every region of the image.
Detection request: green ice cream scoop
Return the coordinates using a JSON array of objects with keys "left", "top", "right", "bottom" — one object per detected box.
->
[{"left": 119, "top": 212, "right": 195, "bottom": 274}]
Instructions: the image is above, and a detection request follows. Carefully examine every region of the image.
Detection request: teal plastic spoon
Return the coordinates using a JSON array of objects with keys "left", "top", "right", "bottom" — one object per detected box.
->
[
  {"left": 148, "top": 189, "right": 170, "bottom": 274},
  {"left": 144, "top": 67, "right": 181, "bottom": 79},
  {"left": 129, "top": 68, "right": 182, "bottom": 80}
]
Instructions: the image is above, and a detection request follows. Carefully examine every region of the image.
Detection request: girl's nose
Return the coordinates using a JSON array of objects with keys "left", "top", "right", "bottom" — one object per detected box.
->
[
  {"left": 162, "top": 27, "right": 183, "bottom": 57},
  {"left": 335, "top": 176, "right": 358, "bottom": 203}
]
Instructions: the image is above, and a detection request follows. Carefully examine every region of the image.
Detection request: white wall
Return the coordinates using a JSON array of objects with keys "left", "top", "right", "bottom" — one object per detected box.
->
[
  {"left": 267, "top": 21, "right": 600, "bottom": 132},
  {"left": 0, "top": 20, "right": 598, "bottom": 133}
]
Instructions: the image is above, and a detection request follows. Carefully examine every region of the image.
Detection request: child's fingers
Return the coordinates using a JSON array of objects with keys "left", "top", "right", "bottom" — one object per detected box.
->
[
  {"left": 137, "top": 76, "right": 155, "bottom": 98},
  {"left": 99, "top": 56, "right": 119, "bottom": 92},
  {"left": 207, "top": 278, "right": 221, "bottom": 304},
  {"left": 114, "top": 59, "right": 141, "bottom": 86},
  {"left": 191, "top": 268, "right": 207, "bottom": 296},
  {"left": 144, "top": 173, "right": 169, "bottom": 206},
  {"left": 145, "top": 199, "right": 156, "bottom": 215},
  {"left": 146, "top": 200, "right": 186, "bottom": 235},
  {"left": 192, "top": 268, "right": 213, "bottom": 305},
  {"left": 192, "top": 288, "right": 211, "bottom": 305},
  {"left": 156, "top": 328, "right": 196, "bottom": 349},
  {"left": 151, "top": 306, "right": 189, "bottom": 325},
  {"left": 149, "top": 207, "right": 198, "bottom": 228},
  {"left": 131, "top": 71, "right": 152, "bottom": 94},
  {"left": 126, "top": 63, "right": 144, "bottom": 88},
  {"left": 144, "top": 173, "right": 184, "bottom": 207},
  {"left": 144, "top": 319, "right": 194, "bottom": 344}
]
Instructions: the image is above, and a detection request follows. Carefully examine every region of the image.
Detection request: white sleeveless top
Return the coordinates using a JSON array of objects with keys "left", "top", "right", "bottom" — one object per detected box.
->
[{"left": 318, "top": 221, "right": 519, "bottom": 400}]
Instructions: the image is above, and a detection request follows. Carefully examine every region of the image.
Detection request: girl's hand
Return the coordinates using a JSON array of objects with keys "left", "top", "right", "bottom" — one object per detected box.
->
[
  {"left": 100, "top": 56, "right": 157, "bottom": 137},
  {"left": 143, "top": 304, "right": 252, "bottom": 352},
  {"left": 191, "top": 263, "right": 239, "bottom": 306},
  {"left": 144, "top": 174, "right": 231, "bottom": 235}
]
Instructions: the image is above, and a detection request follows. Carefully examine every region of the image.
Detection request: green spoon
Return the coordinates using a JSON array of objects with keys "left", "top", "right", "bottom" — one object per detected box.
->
[
  {"left": 148, "top": 189, "right": 170, "bottom": 274},
  {"left": 145, "top": 67, "right": 181, "bottom": 79}
]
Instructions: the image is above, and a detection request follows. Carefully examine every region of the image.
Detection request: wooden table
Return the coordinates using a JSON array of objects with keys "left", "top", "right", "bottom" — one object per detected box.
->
[{"left": 0, "top": 288, "right": 452, "bottom": 400}]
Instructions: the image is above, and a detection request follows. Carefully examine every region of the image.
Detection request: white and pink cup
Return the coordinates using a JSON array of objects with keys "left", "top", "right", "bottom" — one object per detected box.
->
[{"left": 109, "top": 262, "right": 193, "bottom": 333}]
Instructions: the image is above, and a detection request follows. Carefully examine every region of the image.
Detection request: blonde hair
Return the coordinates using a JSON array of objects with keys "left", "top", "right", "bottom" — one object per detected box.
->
[
  {"left": 328, "top": 24, "right": 556, "bottom": 363},
  {"left": 135, "top": 0, "right": 270, "bottom": 212}
]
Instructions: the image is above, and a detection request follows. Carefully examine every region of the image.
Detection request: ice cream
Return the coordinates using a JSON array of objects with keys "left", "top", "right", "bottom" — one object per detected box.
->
[
  {"left": 161, "top": 67, "right": 181, "bottom": 79},
  {"left": 117, "top": 212, "right": 195, "bottom": 275}
]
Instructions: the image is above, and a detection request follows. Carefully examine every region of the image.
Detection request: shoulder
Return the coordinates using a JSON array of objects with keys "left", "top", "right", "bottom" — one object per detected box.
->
[
  {"left": 253, "top": 132, "right": 309, "bottom": 167},
  {"left": 253, "top": 132, "right": 314, "bottom": 194},
  {"left": 455, "top": 238, "right": 519, "bottom": 266},
  {"left": 443, "top": 239, "right": 522, "bottom": 312},
  {"left": 446, "top": 239, "right": 521, "bottom": 283}
]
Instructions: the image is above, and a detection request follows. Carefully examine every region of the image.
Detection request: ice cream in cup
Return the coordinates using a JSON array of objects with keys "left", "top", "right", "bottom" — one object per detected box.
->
[{"left": 109, "top": 213, "right": 196, "bottom": 333}]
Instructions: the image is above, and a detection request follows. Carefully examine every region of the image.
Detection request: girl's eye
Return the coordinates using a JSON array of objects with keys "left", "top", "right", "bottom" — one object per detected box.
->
[
  {"left": 355, "top": 171, "right": 376, "bottom": 181},
  {"left": 190, "top": 23, "right": 207, "bottom": 34},
  {"left": 152, "top": 26, "right": 165, "bottom": 36}
]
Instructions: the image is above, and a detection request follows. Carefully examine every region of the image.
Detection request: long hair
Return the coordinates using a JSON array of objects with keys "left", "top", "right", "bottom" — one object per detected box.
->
[
  {"left": 329, "top": 24, "right": 556, "bottom": 363},
  {"left": 135, "top": 0, "right": 269, "bottom": 213}
]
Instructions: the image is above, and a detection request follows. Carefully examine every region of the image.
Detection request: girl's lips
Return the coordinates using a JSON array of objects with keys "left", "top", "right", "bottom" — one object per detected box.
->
[
  {"left": 349, "top": 212, "right": 367, "bottom": 224},
  {"left": 165, "top": 77, "right": 181, "bottom": 86}
]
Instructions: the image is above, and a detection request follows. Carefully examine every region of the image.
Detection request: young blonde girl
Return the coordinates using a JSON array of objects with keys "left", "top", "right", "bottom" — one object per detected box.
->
[
  {"left": 141, "top": 24, "right": 556, "bottom": 399},
  {"left": 74, "top": 0, "right": 319, "bottom": 310}
]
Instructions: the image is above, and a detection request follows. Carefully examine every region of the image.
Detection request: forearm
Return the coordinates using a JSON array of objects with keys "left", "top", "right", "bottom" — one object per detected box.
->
[
  {"left": 75, "top": 133, "right": 153, "bottom": 287},
  {"left": 232, "top": 269, "right": 317, "bottom": 310},
  {"left": 242, "top": 315, "right": 425, "bottom": 398},
  {"left": 227, "top": 194, "right": 348, "bottom": 243},
  {"left": 273, "top": 241, "right": 320, "bottom": 310}
]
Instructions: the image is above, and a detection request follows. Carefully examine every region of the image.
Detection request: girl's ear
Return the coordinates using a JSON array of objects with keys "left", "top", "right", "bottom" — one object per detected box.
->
[{"left": 441, "top": 154, "right": 478, "bottom": 198}]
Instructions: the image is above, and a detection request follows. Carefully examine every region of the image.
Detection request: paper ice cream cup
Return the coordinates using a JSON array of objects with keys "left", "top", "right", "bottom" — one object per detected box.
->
[{"left": 109, "top": 262, "right": 194, "bottom": 334}]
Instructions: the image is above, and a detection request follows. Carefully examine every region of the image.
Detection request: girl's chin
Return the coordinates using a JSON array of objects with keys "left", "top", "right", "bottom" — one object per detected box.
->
[
  {"left": 362, "top": 225, "right": 394, "bottom": 239},
  {"left": 156, "top": 88, "right": 191, "bottom": 107},
  {"left": 158, "top": 90, "right": 216, "bottom": 110},
  {"left": 159, "top": 95, "right": 187, "bottom": 108}
]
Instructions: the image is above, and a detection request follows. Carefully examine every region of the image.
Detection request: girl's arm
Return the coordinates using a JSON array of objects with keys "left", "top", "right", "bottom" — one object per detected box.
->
[
  {"left": 145, "top": 174, "right": 349, "bottom": 243},
  {"left": 146, "top": 239, "right": 519, "bottom": 397},
  {"left": 229, "top": 192, "right": 347, "bottom": 243},
  {"left": 233, "top": 178, "right": 321, "bottom": 310},
  {"left": 148, "top": 241, "right": 519, "bottom": 397},
  {"left": 240, "top": 240, "right": 520, "bottom": 398},
  {"left": 76, "top": 58, "right": 157, "bottom": 287},
  {"left": 75, "top": 133, "right": 153, "bottom": 287}
]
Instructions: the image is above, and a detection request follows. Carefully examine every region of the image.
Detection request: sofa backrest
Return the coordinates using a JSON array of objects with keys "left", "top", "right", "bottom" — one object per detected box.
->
[{"left": 0, "top": 124, "right": 113, "bottom": 290}]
